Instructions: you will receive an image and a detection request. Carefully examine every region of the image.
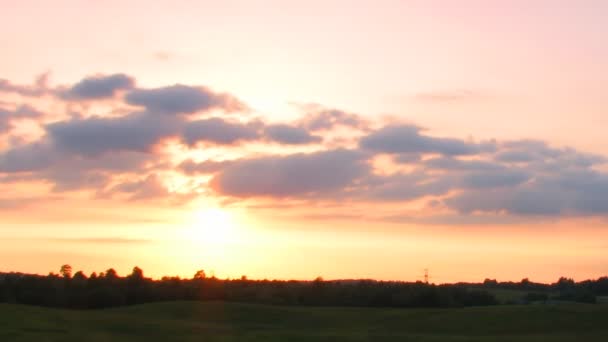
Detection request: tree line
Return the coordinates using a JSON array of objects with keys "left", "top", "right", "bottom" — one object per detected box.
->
[{"left": 0, "top": 265, "right": 605, "bottom": 309}]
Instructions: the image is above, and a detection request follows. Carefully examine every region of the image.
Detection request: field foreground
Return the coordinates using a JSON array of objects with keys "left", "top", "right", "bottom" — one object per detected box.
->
[{"left": 1, "top": 301, "right": 607, "bottom": 341}]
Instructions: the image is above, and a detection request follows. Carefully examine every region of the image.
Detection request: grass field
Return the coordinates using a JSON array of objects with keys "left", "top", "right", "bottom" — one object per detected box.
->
[{"left": 1, "top": 301, "right": 607, "bottom": 341}]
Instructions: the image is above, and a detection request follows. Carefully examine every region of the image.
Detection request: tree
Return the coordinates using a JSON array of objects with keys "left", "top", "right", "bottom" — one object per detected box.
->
[
  {"left": 556, "top": 277, "right": 575, "bottom": 294},
  {"left": 130, "top": 267, "right": 144, "bottom": 280},
  {"left": 105, "top": 268, "right": 118, "bottom": 280},
  {"left": 73, "top": 271, "right": 87, "bottom": 281},
  {"left": 483, "top": 278, "right": 498, "bottom": 287},
  {"left": 193, "top": 270, "right": 206, "bottom": 280},
  {"left": 72, "top": 271, "right": 88, "bottom": 287},
  {"left": 60, "top": 264, "right": 72, "bottom": 278}
]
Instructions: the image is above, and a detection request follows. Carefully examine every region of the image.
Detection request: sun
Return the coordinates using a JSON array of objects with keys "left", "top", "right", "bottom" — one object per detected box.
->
[{"left": 185, "top": 208, "right": 237, "bottom": 245}]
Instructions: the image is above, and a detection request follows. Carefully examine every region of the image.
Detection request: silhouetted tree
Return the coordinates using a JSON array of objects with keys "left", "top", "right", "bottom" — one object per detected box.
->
[
  {"left": 105, "top": 268, "right": 118, "bottom": 280},
  {"left": 73, "top": 271, "right": 87, "bottom": 281},
  {"left": 130, "top": 267, "right": 144, "bottom": 281},
  {"left": 556, "top": 277, "right": 575, "bottom": 293},
  {"left": 193, "top": 270, "right": 206, "bottom": 280},
  {"left": 3, "top": 265, "right": 606, "bottom": 310},
  {"left": 483, "top": 278, "right": 498, "bottom": 287},
  {"left": 60, "top": 264, "right": 72, "bottom": 279}
]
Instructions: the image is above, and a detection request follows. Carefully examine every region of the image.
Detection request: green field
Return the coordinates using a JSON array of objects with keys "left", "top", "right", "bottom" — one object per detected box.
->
[{"left": 1, "top": 302, "right": 607, "bottom": 341}]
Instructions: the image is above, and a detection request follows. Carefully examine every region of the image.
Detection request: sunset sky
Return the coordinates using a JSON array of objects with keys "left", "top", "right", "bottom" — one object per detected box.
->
[{"left": 2, "top": 0, "right": 608, "bottom": 283}]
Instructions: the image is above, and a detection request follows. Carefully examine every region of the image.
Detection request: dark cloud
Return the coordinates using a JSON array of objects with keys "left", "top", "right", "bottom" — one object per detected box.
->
[
  {"left": 394, "top": 153, "right": 422, "bottom": 164},
  {"left": 264, "top": 124, "right": 322, "bottom": 145},
  {"left": 424, "top": 157, "right": 530, "bottom": 189},
  {"left": 182, "top": 117, "right": 260, "bottom": 146},
  {"left": 459, "top": 169, "right": 530, "bottom": 189},
  {"left": 211, "top": 149, "right": 369, "bottom": 198},
  {"left": 0, "top": 143, "right": 55, "bottom": 172},
  {"left": 495, "top": 140, "right": 605, "bottom": 169},
  {"left": 125, "top": 85, "right": 245, "bottom": 115},
  {"left": 44, "top": 151, "right": 155, "bottom": 192},
  {"left": 495, "top": 140, "right": 562, "bottom": 162},
  {"left": 58, "top": 73, "right": 135, "bottom": 100},
  {"left": 360, "top": 125, "right": 493, "bottom": 156},
  {"left": 445, "top": 187, "right": 564, "bottom": 216},
  {"left": 365, "top": 156, "right": 531, "bottom": 202},
  {"left": 47, "top": 112, "right": 180, "bottom": 156},
  {"left": 424, "top": 157, "right": 502, "bottom": 171},
  {"left": 0, "top": 138, "right": 160, "bottom": 193},
  {"left": 444, "top": 169, "right": 608, "bottom": 216},
  {"left": 365, "top": 172, "right": 453, "bottom": 201}
]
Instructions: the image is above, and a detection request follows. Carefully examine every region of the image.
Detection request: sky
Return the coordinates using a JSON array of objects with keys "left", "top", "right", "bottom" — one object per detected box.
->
[{"left": 1, "top": 0, "right": 608, "bottom": 283}]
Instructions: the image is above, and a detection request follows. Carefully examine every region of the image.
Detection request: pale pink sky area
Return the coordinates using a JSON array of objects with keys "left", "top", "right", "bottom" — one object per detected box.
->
[{"left": 1, "top": 0, "right": 607, "bottom": 282}]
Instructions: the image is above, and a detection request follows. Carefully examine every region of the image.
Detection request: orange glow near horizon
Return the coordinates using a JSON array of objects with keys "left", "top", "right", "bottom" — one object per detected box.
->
[{"left": 1, "top": 0, "right": 608, "bottom": 284}]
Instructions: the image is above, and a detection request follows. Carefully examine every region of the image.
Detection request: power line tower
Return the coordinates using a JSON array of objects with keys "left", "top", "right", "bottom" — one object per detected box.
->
[{"left": 419, "top": 268, "right": 433, "bottom": 284}]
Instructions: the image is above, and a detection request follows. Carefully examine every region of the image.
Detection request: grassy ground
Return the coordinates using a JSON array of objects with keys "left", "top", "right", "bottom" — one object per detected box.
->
[{"left": 1, "top": 301, "right": 607, "bottom": 341}]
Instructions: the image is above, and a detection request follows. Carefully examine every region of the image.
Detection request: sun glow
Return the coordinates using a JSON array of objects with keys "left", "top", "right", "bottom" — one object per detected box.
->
[{"left": 183, "top": 208, "right": 239, "bottom": 245}]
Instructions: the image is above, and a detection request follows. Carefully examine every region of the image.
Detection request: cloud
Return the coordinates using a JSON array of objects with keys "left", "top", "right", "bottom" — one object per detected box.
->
[
  {"left": 0, "top": 129, "right": 164, "bottom": 193},
  {"left": 264, "top": 124, "right": 322, "bottom": 144},
  {"left": 365, "top": 172, "right": 453, "bottom": 201},
  {"left": 0, "top": 73, "right": 49, "bottom": 97},
  {"left": 183, "top": 120, "right": 323, "bottom": 147},
  {"left": 42, "top": 151, "right": 156, "bottom": 192},
  {"left": 109, "top": 174, "right": 169, "bottom": 201},
  {"left": 178, "top": 159, "right": 234, "bottom": 175},
  {"left": 423, "top": 157, "right": 530, "bottom": 189},
  {"left": 0, "top": 142, "right": 55, "bottom": 172},
  {"left": 443, "top": 167, "right": 608, "bottom": 216},
  {"left": 58, "top": 73, "right": 135, "bottom": 100},
  {"left": 47, "top": 112, "right": 180, "bottom": 156},
  {"left": 360, "top": 125, "right": 494, "bottom": 156},
  {"left": 394, "top": 153, "right": 422, "bottom": 164},
  {"left": 495, "top": 140, "right": 605, "bottom": 168},
  {"left": 4, "top": 71, "right": 608, "bottom": 222},
  {"left": 459, "top": 169, "right": 530, "bottom": 189},
  {"left": 0, "top": 105, "right": 44, "bottom": 133},
  {"left": 182, "top": 117, "right": 260, "bottom": 146},
  {"left": 210, "top": 149, "right": 369, "bottom": 198},
  {"left": 445, "top": 187, "right": 564, "bottom": 216},
  {"left": 0, "top": 140, "right": 160, "bottom": 194},
  {"left": 424, "top": 157, "right": 502, "bottom": 171},
  {"left": 0, "top": 196, "right": 50, "bottom": 209},
  {"left": 125, "top": 85, "right": 245, "bottom": 115},
  {"left": 296, "top": 104, "right": 367, "bottom": 131}
]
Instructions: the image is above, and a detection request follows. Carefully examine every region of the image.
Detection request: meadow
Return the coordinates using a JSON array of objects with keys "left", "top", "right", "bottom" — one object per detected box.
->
[{"left": 1, "top": 301, "right": 607, "bottom": 341}]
